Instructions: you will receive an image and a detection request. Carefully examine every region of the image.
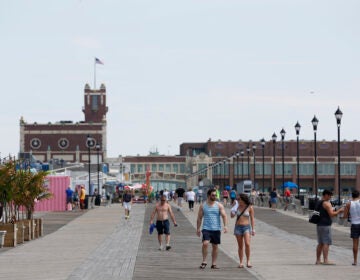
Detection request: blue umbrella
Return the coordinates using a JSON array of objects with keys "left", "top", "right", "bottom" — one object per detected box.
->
[{"left": 282, "top": 181, "right": 298, "bottom": 189}]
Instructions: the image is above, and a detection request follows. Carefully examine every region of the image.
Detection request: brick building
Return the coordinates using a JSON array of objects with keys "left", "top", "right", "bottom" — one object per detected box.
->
[{"left": 19, "top": 84, "right": 108, "bottom": 164}]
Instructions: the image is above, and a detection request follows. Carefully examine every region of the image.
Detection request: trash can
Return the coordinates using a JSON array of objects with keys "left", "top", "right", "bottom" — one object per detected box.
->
[
  {"left": 84, "top": 195, "right": 89, "bottom": 209},
  {"left": 95, "top": 194, "right": 101, "bottom": 206},
  {"left": 308, "top": 197, "right": 319, "bottom": 210},
  {"left": 296, "top": 195, "right": 305, "bottom": 206}
]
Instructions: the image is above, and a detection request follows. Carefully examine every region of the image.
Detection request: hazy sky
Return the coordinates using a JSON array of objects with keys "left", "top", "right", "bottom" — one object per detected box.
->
[{"left": 1, "top": 0, "right": 359, "bottom": 158}]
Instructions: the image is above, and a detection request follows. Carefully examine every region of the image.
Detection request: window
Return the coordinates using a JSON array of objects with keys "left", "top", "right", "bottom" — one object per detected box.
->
[
  {"left": 130, "top": 164, "right": 136, "bottom": 174},
  {"left": 165, "top": 164, "right": 171, "bottom": 173},
  {"left": 318, "top": 164, "right": 334, "bottom": 175},
  {"left": 92, "top": 95, "right": 99, "bottom": 110},
  {"left": 137, "top": 164, "right": 143, "bottom": 173},
  {"left": 152, "top": 164, "right": 157, "bottom": 172},
  {"left": 299, "top": 164, "right": 313, "bottom": 176},
  {"left": 172, "top": 164, "right": 178, "bottom": 173},
  {"left": 179, "top": 164, "right": 185, "bottom": 173},
  {"left": 159, "top": 164, "right": 164, "bottom": 171},
  {"left": 341, "top": 163, "right": 356, "bottom": 175}
]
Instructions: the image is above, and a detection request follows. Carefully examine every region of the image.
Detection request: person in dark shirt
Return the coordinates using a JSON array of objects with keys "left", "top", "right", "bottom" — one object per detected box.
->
[
  {"left": 122, "top": 189, "right": 133, "bottom": 219},
  {"left": 65, "top": 187, "right": 74, "bottom": 211},
  {"left": 175, "top": 187, "right": 185, "bottom": 211},
  {"left": 315, "top": 190, "right": 344, "bottom": 265}
]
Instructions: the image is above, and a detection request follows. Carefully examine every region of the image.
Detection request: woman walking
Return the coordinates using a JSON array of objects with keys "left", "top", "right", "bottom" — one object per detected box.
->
[{"left": 231, "top": 193, "right": 255, "bottom": 268}]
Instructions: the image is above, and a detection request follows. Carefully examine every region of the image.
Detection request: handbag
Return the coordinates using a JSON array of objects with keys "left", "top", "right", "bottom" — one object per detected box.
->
[
  {"left": 309, "top": 211, "right": 320, "bottom": 224},
  {"left": 308, "top": 200, "right": 323, "bottom": 224}
]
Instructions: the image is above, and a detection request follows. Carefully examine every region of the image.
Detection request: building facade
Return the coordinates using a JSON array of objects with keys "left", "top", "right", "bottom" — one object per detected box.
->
[
  {"left": 19, "top": 84, "right": 108, "bottom": 164},
  {"left": 180, "top": 139, "right": 360, "bottom": 194}
]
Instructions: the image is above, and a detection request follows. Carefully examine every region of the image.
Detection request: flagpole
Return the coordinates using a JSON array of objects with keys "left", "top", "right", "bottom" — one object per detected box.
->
[{"left": 94, "top": 58, "right": 96, "bottom": 89}]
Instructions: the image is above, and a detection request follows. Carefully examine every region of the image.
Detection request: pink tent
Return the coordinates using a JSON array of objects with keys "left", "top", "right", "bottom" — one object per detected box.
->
[{"left": 34, "top": 175, "right": 70, "bottom": 212}]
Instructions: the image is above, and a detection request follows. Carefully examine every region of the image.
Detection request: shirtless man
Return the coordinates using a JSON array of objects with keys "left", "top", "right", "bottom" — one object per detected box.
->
[{"left": 150, "top": 195, "right": 178, "bottom": 250}]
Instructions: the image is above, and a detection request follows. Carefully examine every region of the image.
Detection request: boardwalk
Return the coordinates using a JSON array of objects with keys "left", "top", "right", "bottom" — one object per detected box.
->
[{"left": 0, "top": 202, "right": 358, "bottom": 280}]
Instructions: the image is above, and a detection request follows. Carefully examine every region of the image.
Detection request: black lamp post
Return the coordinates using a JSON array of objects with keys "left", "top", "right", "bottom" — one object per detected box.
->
[
  {"left": 236, "top": 152, "right": 240, "bottom": 183},
  {"left": 86, "top": 135, "right": 96, "bottom": 195},
  {"left": 272, "top": 133, "right": 277, "bottom": 189},
  {"left": 252, "top": 143, "right": 257, "bottom": 189},
  {"left": 223, "top": 159, "right": 227, "bottom": 188},
  {"left": 261, "top": 138, "right": 265, "bottom": 193},
  {"left": 335, "top": 107, "right": 343, "bottom": 205},
  {"left": 240, "top": 150, "right": 244, "bottom": 181},
  {"left": 312, "top": 115, "right": 319, "bottom": 200},
  {"left": 246, "top": 146, "right": 250, "bottom": 180},
  {"left": 295, "top": 122, "right": 301, "bottom": 198},
  {"left": 96, "top": 143, "right": 101, "bottom": 194},
  {"left": 280, "top": 128, "right": 286, "bottom": 196}
]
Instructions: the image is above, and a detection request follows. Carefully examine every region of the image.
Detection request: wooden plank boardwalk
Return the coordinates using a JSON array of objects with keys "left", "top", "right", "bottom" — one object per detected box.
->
[{"left": 133, "top": 205, "right": 255, "bottom": 280}]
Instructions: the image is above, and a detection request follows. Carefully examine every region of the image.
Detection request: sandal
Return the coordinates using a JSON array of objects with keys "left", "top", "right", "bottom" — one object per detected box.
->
[
  {"left": 211, "top": 265, "right": 219, "bottom": 269},
  {"left": 199, "top": 262, "right": 207, "bottom": 269}
]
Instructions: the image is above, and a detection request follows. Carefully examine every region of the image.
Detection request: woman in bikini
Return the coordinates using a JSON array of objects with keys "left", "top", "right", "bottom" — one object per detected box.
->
[{"left": 231, "top": 193, "right": 255, "bottom": 268}]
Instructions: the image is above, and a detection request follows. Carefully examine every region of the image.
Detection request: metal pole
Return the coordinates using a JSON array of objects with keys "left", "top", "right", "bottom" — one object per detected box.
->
[
  {"left": 337, "top": 125, "right": 341, "bottom": 204},
  {"left": 282, "top": 139, "right": 285, "bottom": 196},
  {"left": 297, "top": 135, "right": 300, "bottom": 198},
  {"left": 262, "top": 144, "right": 265, "bottom": 193},
  {"left": 273, "top": 140, "right": 276, "bottom": 188},
  {"left": 314, "top": 131, "right": 318, "bottom": 200}
]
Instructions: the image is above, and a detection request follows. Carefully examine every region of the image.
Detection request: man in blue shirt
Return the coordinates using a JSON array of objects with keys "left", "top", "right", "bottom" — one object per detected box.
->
[{"left": 196, "top": 188, "right": 228, "bottom": 269}]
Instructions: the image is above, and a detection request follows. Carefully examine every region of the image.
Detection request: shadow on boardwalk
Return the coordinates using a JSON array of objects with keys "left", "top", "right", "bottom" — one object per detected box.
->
[{"left": 133, "top": 205, "right": 256, "bottom": 280}]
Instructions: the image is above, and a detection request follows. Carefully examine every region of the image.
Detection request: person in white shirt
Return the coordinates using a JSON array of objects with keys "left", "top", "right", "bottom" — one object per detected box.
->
[
  {"left": 185, "top": 187, "right": 196, "bottom": 211},
  {"left": 343, "top": 190, "right": 360, "bottom": 265},
  {"left": 163, "top": 189, "right": 170, "bottom": 201}
]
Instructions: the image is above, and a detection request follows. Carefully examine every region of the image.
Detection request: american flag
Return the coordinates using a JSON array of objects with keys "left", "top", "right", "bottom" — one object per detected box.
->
[{"left": 95, "top": 57, "right": 104, "bottom": 65}]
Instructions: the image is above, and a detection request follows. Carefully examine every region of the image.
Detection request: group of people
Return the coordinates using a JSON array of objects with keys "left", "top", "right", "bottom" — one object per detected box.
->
[
  {"left": 65, "top": 185, "right": 86, "bottom": 210},
  {"left": 130, "top": 185, "right": 360, "bottom": 269},
  {"left": 149, "top": 187, "right": 255, "bottom": 269}
]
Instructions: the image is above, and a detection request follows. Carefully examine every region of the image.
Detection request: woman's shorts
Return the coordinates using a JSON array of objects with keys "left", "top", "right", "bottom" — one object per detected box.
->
[
  {"left": 234, "top": 224, "right": 251, "bottom": 236},
  {"left": 270, "top": 198, "right": 277, "bottom": 204}
]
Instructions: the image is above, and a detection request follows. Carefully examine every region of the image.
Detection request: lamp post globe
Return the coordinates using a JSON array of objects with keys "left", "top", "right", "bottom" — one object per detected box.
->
[{"left": 335, "top": 107, "right": 343, "bottom": 205}]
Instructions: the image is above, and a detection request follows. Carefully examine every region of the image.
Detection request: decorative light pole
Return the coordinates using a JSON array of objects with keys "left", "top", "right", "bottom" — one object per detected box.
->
[
  {"left": 261, "top": 138, "right": 266, "bottom": 193},
  {"left": 272, "top": 133, "right": 277, "bottom": 188},
  {"left": 236, "top": 152, "right": 240, "bottom": 183},
  {"left": 335, "top": 107, "right": 343, "bottom": 205},
  {"left": 240, "top": 150, "right": 244, "bottom": 181},
  {"left": 295, "top": 122, "right": 301, "bottom": 198},
  {"left": 96, "top": 143, "right": 101, "bottom": 195},
  {"left": 246, "top": 146, "right": 251, "bottom": 180},
  {"left": 223, "top": 159, "right": 227, "bottom": 188},
  {"left": 280, "top": 128, "right": 286, "bottom": 196},
  {"left": 312, "top": 116, "right": 319, "bottom": 200},
  {"left": 252, "top": 143, "right": 257, "bottom": 189},
  {"left": 86, "top": 135, "right": 96, "bottom": 196}
]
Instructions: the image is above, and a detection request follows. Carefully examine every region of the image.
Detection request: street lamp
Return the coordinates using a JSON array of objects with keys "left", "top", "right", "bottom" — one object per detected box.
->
[
  {"left": 236, "top": 152, "right": 240, "bottom": 184},
  {"left": 261, "top": 138, "right": 266, "bottom": 193},
  {"left": 240, "top": 150, "right": 244, "bottom": 181},
  {"left": 252, "top": 143, "right": 257, "bottom": 189},
  {"left": 96, "top": 143, "right": 101, "bottom": 195},
  {"left": 280, "top": 128, "right": 286, "bottom": 196},
  {"left": 246, "top": 146, "right": 251, "bottom": 180},
  {"left": 223, "top": 159, "right": 227, "bottom": 188},
  {"left": 335, "top": 107, "right": 343, "bottom": 205},
  {"left": 86, "top": 135, "right": 96, "bottom": 203},
  {"left": 312, "top": 115, "right": 319, "bottom": 200},
  {"left": 272, "top": 133, "right": 277, "bottom": 189},
  {"left": 295, "top": 121, "right": 301, "bottom": 198}
]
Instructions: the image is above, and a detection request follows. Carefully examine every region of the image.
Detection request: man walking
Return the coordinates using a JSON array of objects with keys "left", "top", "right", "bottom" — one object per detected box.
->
[
  {"left": 149, "top": 195, "right": 177, "bottom": 251},
  {"left": 343, "top": 190, "right": 360, "bottom": 265},
  {"left": 197, "top": 189, "right": 228, "bottom": 269},
  {"left": 315, "top": 190, "right": 344, "bottom": 265},
  {"left": 122, "top": 189, "right": 133, "bottom": 219}
]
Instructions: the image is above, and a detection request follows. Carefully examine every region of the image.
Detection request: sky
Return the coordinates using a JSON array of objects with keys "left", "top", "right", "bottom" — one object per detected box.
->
[{"left": 1, "top": 0, "right": 360, "bottom": 158}]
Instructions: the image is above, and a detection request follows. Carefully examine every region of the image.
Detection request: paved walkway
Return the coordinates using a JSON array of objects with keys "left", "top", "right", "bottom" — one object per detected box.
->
[{"left": 0, "top": 202, "right": 358, "bottom": 279}]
